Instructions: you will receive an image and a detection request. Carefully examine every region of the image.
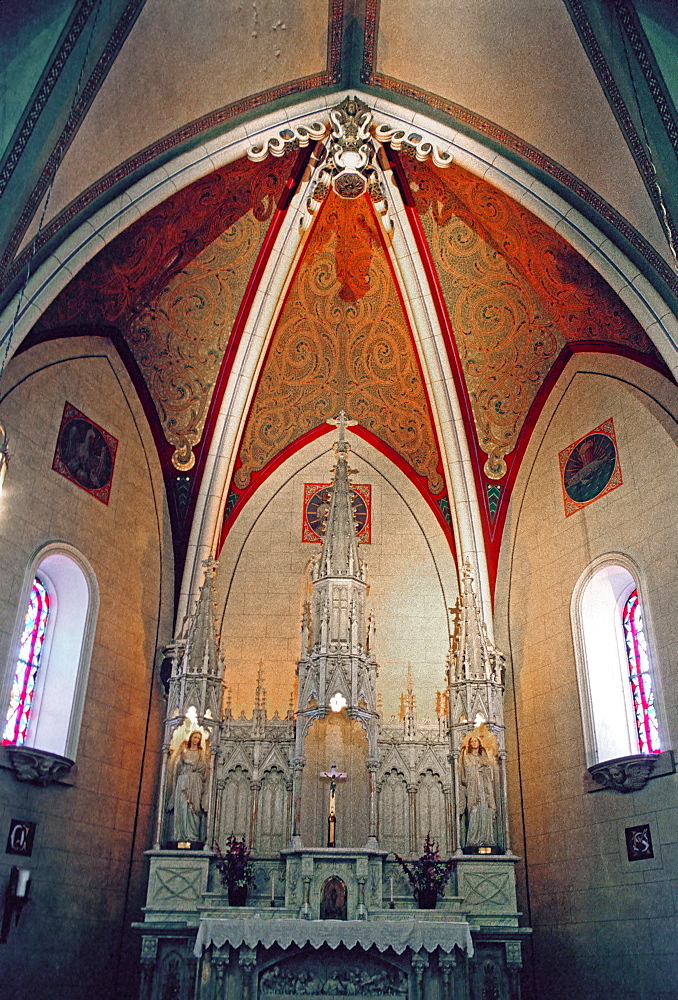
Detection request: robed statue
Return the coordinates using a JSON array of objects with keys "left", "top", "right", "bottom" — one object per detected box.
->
[
  {"left": 167, "top": 731, "right": 210, "bottom": 843},
  {"left": 458, "top": 734, "right": 497, "bottom": 848}
]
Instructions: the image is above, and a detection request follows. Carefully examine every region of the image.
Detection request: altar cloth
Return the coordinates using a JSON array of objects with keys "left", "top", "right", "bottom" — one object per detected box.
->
[{"left": 194, "top": 916, "right": 474, "bottom": 958}]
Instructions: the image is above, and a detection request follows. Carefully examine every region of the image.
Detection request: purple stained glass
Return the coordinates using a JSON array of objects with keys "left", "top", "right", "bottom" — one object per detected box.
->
[
  {"left": 623, "top": 590, "right": 660, "bottom": 755},
  {"left": 2, "top": 579, "right": 49, "bottom": 745}
]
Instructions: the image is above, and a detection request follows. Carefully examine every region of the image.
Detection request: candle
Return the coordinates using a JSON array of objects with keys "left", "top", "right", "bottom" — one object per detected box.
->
[
  {"left": 16, "top": 869, "right": 30, "bottom": 897},
  {"left": 390, "top": 876, "right": 394, "bottom": 904}
]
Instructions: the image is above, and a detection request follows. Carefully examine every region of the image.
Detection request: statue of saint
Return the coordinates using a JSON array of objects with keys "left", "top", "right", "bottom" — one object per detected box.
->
[
  {"left": 167, "top": 731, "right": 209, "bottom": 843},
  {"left": 458, "top": 734, "right": 497, "bottom": 848}
]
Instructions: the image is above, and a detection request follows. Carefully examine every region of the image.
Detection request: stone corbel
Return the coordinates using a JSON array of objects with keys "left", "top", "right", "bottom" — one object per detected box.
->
[
  {"left": 212, "top": 949, "right": 229, "bottom": 997},
  {"left": 587, "top": 752, "right": 674, "bottom": 792},
  {"left": 505, "top": 939, "right": 522, "bottom": 970},
  {"left": 439, "top": 951, "right": 457, "bottom": 1000},
  {"left": 4, "top": 746, "right": 75, "bottom": 785},
  {"left": 239, "top": 946, "right": 257, "bottom": 1000},
  {"left": 139, "top": 936, "right": 158, "bottom": 1000}
]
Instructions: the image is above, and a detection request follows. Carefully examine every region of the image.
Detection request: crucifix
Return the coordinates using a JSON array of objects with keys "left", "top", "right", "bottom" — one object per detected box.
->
[{"left": 319, "top": 761, "right": 347, "bottom": 847}]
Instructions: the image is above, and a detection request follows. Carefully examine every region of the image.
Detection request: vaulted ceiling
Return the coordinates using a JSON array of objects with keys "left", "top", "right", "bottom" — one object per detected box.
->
[
  {"left": 1, "top": 0, "right": 676, "bottom": 608},
  {"left": 31, "top": 131, "right": 668, "bottom": 597}
]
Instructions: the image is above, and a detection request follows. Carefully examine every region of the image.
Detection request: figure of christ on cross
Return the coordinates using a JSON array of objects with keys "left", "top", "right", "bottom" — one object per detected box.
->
[{"left": 319, "top": 761, "right": 347, "bottom": 847}]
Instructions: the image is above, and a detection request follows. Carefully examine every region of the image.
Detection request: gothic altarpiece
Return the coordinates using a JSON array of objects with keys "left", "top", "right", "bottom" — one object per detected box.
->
[{"left": 137, "top": 413, "right": 527, "bottom": 1000}]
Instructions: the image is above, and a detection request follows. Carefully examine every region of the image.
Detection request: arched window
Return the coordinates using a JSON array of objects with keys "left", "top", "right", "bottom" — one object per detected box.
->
[
  {"left": 1, "top": 545, "right": 98, "bottom": 760},
  {"left": 622, "top": 590, "right": 660, "bottom": 755},
  {"left": 3, "top": 578, "right": 50, "bottom": 745},
  {"left": 572, "top": 558, "right": 662, "bottom": 766}
]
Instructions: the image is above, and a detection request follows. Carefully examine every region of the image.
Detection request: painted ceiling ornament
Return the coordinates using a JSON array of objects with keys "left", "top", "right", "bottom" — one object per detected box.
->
[{"left": 305, "top": 96, "right": 391, "bottom": 229}]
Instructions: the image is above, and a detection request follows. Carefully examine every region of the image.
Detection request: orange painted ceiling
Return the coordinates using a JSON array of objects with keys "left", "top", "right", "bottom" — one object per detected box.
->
[{"left": 33, "top": 148, "right": 667, "bottom": 590}]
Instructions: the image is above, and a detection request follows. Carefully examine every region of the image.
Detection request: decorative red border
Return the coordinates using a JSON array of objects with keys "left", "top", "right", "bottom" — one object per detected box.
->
[
  {"left": 302, "top": 483, "right": 372, "bottom": 543},
  {"left": 385, "top": 148, "right": 673, "bottom": 599},
  {"left": 52, "top": 400, "right": 118, "bottom": 504},
  {"left": 558, "top": 417, "right": 622, "bottom": 516}
]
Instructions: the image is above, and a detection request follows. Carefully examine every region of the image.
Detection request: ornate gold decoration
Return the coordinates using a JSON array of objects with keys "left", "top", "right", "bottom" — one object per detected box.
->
[
  {"left": 234, "top": 191, "right": 444, "bottom": 494},
  {"left": 405, "top": 159, "right": 657, "bottom": 480},
  {"left": 41, "top": 156, "right": 291, "bottom": 470}
]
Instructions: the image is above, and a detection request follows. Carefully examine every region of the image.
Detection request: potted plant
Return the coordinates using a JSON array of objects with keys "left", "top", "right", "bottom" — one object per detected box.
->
[
  {"left": 392, "top": 835, "right": 456, "bottom": 909},
  {"left": 214, "top": 836, "right": 255, "bottom": 906}
]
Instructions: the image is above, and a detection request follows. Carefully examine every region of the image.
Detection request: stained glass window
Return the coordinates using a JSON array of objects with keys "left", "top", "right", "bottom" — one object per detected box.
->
[
  {"left": 2, "top": 578, "right": 49, "bottom": 746},
  {"left": 623, "top": 590, "right": 660, "bottom": 755}
]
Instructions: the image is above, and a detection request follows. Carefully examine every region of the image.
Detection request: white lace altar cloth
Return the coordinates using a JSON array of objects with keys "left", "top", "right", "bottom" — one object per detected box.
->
[{"left": 194, "top": 917, "right": 474, "bottom": 958}]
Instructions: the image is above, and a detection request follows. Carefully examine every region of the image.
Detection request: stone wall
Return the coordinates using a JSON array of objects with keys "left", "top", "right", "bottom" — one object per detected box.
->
[
  {"left": 217, "top": 434, "right": 458, "bottom": 722},
  {"left": 0, "top": 338, "right": 173, "bottom": 1000},
  {"left": 498, "top": 355, "right": 678, "bottom": 1000}
]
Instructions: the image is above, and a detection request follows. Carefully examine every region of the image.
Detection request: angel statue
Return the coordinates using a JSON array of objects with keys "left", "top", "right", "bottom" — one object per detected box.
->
[
  {"left": 167, "top": 731, "right": 210, "bottom": 843},
  {"left": 458, "top": 734, "right": 497, "bottom": 848}
]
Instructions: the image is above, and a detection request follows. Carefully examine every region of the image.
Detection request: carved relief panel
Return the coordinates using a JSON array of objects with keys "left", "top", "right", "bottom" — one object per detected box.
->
[
  {"left": 377, "top": 769, "right": 409, "bottom": 856},
  {"left": 218, "top": 766, "right": 251, "bottom": 843},
  {"left": 256, "top": 767, "right": 289, "bottom": 855}
]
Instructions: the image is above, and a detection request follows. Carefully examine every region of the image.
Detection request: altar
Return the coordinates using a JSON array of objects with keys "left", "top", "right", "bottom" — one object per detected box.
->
[
  {"left": 136, "top": 418, "right": 529, "bottom": 999},
  {"left": 139, "top": 846, "right": 524, "bottom": 999}
]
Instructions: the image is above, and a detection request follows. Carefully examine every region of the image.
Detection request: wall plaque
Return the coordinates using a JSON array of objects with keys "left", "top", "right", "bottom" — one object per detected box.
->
[
  {"left": 559, "top": 418, "right": 621, "bottom": 516},
  {"left": 6, "top": 819, "right": 36, "bottom": 857},
  {"left": 52, "top": 401, "right": 118, "bottom": 504},
  {"left": 625, "top": 823, "right": 653, "bottom": 861}
]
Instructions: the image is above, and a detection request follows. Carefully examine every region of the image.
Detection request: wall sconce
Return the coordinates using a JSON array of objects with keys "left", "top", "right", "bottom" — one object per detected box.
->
[
  {"left": 0, "top": 424, "right": 8, "bottom": 494},
  {"left": 1, "top": 866, "right": 30, "bottom": 943}
]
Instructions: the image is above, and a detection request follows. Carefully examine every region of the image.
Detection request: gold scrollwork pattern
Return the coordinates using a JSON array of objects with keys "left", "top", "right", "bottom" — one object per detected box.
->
[
  {"left": 405, "top": 158, "right": 657, "bottom": 479},
  {"left": 234, "top": 192, "right": 444, "bottom": 494},
  {"left": 41, "top": 156, "right": 292, "bottom": 469}
]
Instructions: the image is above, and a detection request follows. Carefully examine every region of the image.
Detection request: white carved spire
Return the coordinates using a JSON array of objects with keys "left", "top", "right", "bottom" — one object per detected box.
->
[
  {"left": 293, "top": 414, "right": 380, "bottom": 847},
  {"left": 166, "top": 559, "right": 223, "bottom": 725},
  {"left": 447, "top": 559, "right": 510, "bottom": 853},
  {"left": 317, "top": 411, "right": 364, "bottom": 582},
  {"left": 399, "top": 663, "right": 417, "bottom": 739},
  {"left": 448, "top": 560, "right": 504, "bottom": 686},
  {"left": 253, "top": 663, "right": 267, "bottom": 736}
]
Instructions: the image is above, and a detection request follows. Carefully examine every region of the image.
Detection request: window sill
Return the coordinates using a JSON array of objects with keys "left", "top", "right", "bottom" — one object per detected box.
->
[
  {"left": 587, "top": 750, "right": 674, "bottom": 792},
  {"left": 1, "top": 746, "right": 76, "bottom": 786}
]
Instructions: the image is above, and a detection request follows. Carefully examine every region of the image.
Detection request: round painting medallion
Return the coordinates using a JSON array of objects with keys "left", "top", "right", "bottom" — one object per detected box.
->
[
  {"left": 58, "top": 418, "right": 114, "bottom": 491},
  {"left": 305, "top": 485, "right": 368, "bottom": 539},
  {"left": 563, "top": 432, "right": 617, "bottom": 504}
]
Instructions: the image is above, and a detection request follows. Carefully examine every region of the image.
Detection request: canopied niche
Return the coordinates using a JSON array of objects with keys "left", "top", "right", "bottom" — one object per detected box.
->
[{"left": 300, "top": 710, "right": 369, "bottom": 849}]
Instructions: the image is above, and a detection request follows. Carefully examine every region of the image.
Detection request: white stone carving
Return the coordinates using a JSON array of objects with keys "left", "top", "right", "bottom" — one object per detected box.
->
[
  {"left": 373, "top": 123, "right": 454, "bottom": 168},
  {"left": 247, "top": 121, "right": 328, "bottom": 162},
  {"left": 588, "top": 753, "right": 658, "bottom": 792},
  {"left": 447, "top": 561, "right": 508, "bottom": 852}
]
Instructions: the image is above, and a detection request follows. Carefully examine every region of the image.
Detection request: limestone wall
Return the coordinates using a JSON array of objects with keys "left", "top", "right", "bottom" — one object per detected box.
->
[
  {"left": 497, "top": 355, "right": 678, "bottom": 1000},
  {"left": 0, "top": 338, "right": 173, "bottom": 1000}
]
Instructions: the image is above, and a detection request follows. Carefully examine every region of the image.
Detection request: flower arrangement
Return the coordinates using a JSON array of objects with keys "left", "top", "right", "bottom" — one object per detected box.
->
[
  {"left": 214, "top": 836, "right": 255, "bottom": 894},
  {"left": 392, "top": 835, "right": 456, "bottom": 903}
]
